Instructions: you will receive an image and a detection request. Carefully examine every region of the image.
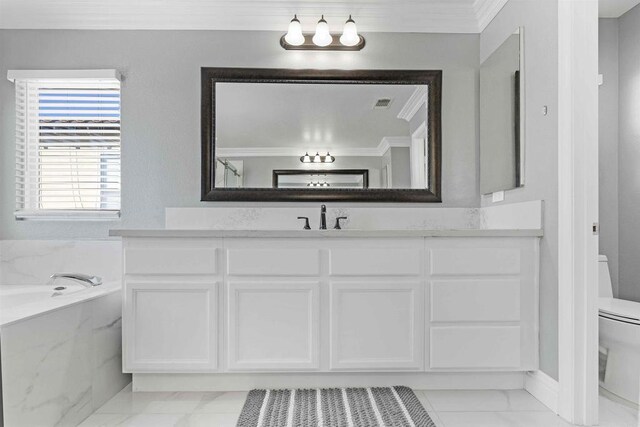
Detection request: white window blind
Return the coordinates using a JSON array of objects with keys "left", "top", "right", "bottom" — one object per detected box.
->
[{"left": 11, "top": 72, "right": 121, "bottom": 219}]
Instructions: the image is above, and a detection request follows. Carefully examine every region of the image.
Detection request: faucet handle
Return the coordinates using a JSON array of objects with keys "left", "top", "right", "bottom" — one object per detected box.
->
[
  {"left": 334, "top": 217, "right": 348, "bottom": 230},
  {"left": 297, "top": 217, "right": 311, "bottom": 230}
]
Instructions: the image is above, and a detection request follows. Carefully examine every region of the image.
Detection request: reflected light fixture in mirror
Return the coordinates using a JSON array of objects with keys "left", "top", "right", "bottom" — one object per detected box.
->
[{"left": 300, "top": 152, "right": 313, "bottom": 163}]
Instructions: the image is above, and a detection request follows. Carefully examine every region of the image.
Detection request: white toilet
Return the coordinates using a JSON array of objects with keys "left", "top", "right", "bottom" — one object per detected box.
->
[{"left": 599, "top": 255, "right": 640, "bottom": 405}]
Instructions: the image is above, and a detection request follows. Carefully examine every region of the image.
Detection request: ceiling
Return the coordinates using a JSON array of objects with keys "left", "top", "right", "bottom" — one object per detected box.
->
[
  {"left": 216, "top": 83, "right": 417, "bottom": 151},
  {"left": 599, "top": 0, "right": 640, "bottom": 17},
  {"left": 0, "top": 0, "right": 509, "bottom": 33}
]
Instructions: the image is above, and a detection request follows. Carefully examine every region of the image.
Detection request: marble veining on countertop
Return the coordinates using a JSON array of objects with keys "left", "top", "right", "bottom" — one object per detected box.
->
[{"left": 109, "top": 228, "right": 543, "bottom": 238}]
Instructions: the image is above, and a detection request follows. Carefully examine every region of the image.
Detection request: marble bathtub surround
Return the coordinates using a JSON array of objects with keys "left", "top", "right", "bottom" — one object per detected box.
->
[
  {"left": 0, "top": 290, "right": 131, "bottom": 427},
  {"left": 0, "top": 240, "right": 122, "bottom": 286}
]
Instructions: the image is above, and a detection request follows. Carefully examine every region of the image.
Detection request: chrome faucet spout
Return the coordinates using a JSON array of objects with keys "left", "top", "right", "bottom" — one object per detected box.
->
[
  {"left": 49, "top": 273, "right": 102, "bottom": 288},
  {"left": 320, "top": 204, "right": 327, "bottom": 230}
]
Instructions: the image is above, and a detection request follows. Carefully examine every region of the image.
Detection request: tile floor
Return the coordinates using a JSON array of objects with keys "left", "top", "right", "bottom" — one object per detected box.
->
[{"left": 79, "top": 385, "right": 639, "bottom": 427}]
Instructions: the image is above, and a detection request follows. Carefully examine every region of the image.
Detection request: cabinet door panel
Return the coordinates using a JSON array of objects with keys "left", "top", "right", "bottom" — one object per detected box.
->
[
  {"left": 330, "top": 281, "right": 423, "bottom": 370},
  {"left": 124, "top": 281, "right": 218, "bottom": 372},
  {"left": 227, "top": 282, "right": 320, "bottom": 371}
]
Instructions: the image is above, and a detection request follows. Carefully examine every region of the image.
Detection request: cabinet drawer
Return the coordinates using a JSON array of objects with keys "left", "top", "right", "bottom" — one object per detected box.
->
[
  {"left": 125, "top": 247, "right": 217, "bottom": 275},
  {"left": 330, "top": 248, "right": 421, "bottom": 276},
  {"left": 227, "top": 249, "right": 320, "bottom": 276},
  {"left": 430, "top": 326, "right": 521, "bottom": 369},
  {"left": 430, "top": 248, "right": 521, "bottom": 276},
  {"left": 430, "top": 280, "right": 521, "bottom": 322}
]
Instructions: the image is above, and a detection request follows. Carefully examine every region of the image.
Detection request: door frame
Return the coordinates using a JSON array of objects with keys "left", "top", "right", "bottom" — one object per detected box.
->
[{"left": 557, "top": 0, "right": 599, "bottom": 425}]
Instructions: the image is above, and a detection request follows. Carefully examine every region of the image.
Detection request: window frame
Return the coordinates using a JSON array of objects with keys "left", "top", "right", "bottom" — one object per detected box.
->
[{"left": 8, "top": 70, "right": 122, "bottom": 221}]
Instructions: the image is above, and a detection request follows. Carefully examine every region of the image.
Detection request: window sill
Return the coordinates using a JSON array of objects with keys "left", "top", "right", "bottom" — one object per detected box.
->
[{"left": 15, "top": 210, "right": 121, "bottom": 221}]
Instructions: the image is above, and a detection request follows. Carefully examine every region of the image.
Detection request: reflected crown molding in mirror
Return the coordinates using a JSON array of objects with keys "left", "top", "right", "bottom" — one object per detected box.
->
[
  {"left": 215, "top": 137, "right": 411, "bottom": 159},
  {"left": 397, "top": 86, "right": 428, "bottom": 122},
  {"left": 201, "top": 67, "right": 442, "bottom": 203}
]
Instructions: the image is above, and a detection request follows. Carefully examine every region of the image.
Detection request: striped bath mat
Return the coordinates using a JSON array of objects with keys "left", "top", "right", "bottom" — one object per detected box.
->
[{"left": 236, "top": 386, "right": 436, "bottom": 427}]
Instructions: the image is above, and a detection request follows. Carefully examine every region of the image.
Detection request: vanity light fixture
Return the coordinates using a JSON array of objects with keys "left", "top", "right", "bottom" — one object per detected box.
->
[
  {"left": 280, "top": 15, "right": 365, "bottom": 51},
  {"left": 308, "top": 181, "right": 330, "bottom": 187},
  {"left": 299, "top": 152, "right": 336, "bottom": 163}
]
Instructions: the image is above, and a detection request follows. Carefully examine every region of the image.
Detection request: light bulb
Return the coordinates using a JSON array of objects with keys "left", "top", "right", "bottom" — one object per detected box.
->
[
  {"left": 313, "top": 152, "right": 322, "bottom": 163},
  {"left": 325, "top": 152, "right": 335, "bottom": 163},
  {"left": 312, "top": 15, "right": 333, "bottom": 47},
  {"left": 285, "top": 15, "right": 305, "bottom": 46},
  {"left": 300, "top": 152, "right": 312, "bottom": 163},
  {"left": 340, "top": 15, "right": 359, "bottom": 47}
]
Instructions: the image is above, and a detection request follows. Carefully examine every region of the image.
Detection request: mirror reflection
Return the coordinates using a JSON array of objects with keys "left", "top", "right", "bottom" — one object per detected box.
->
[
  {"left": 480, "top": 28, "right": 524, "bottom": 194},
  {"left": 215, "top": 83, "right": 429, "bottom": 190}
]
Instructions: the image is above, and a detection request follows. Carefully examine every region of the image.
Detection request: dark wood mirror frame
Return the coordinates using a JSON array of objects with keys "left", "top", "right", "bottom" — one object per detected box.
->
[
  {"left": 201, "top": 67, "right": 442, "bottom": 202},
  {"left": 272, "top": 169, "right": 370, "bottom": 189}
]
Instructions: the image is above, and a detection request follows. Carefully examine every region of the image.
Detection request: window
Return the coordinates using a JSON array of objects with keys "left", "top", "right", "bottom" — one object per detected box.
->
[{"left": 8, "top": 70, "right": 121, "bottom": 220}]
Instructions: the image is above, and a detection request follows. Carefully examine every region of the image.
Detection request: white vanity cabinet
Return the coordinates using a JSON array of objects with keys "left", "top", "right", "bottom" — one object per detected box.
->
[
  {"left": 122, "top": 238, "right": 222, "bottom": 372},
  {"left": 119, "top": 232, "right": 539, "bottom": 374}
]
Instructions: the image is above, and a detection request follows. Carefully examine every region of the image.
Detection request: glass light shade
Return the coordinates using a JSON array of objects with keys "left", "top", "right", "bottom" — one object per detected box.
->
[
  {"left": 300, "top": 152, "right": 313, "bottom": 163},
  {"left": 284, "top": 15, "right": 305, "bottom": 46},
  {"left": 313, "top": 152, "right": 322, "bottom": 163},
  {"left": 340, "top": 16, "right": 359, "bottom": 46},
  {"left": 325, "top": 152, "right": 335, "bottom": 163},
  {"left": 312, "top": 16, "right": 333, "bottom": 47}
]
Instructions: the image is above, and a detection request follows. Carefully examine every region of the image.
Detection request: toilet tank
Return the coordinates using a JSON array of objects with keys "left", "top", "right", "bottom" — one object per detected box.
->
[{"left": 599, "top": 255, "right": 614, "bottom": 298}]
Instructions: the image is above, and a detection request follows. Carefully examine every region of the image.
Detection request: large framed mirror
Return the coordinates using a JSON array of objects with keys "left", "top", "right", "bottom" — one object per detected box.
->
[
  {"left": 201, "top": 68, "right": 442, "bottom": 202},
  {"left": 480, "top": 28, "right": 525, "bottom": 194}
]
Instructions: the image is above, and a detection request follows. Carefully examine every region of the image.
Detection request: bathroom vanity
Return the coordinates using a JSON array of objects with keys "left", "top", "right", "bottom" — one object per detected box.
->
[{"left": 112, "top": 228, "right": 541, "bottom": 387}]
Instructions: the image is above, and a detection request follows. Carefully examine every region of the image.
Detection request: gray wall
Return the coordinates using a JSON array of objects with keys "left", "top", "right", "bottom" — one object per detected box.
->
[
  {"left": 618, "top": 5, "right": 640, "bottom": 302},
  {"left": 390, "top": 147, "right": 412, "bottom": 188},
  {"left": 599, "top": 19, "right": 620, "bottom": 298},
  {"left": 480, "top": 0, "right": 560, "bottom": 380},
  {"left": 0, "top": 30, "right": 479, "bottom": 240}
]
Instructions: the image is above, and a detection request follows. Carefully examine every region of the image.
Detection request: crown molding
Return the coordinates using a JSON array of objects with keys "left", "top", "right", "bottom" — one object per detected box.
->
[
  {"left": 397, "top": 86, "right": 428, "bottom": 122},
  {"left": 474, "top": 0, "right": 510, "bottom": 32},
  {"left": 0, "top": 0, "right": 503, "bottom": 33}
]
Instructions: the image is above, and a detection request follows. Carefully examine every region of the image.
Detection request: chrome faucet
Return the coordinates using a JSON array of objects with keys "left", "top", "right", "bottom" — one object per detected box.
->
[
  {"left": 49, "top": 273, "right": 102, "bottom": 288},
  {"left": 320, "top": 204, "right": 327, "bottom": 230}
]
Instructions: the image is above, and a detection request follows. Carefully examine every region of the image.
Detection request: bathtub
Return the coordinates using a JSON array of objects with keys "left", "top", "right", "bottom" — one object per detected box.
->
[{"left": 0, "top": 281, "right": 131, "bottom": 426}]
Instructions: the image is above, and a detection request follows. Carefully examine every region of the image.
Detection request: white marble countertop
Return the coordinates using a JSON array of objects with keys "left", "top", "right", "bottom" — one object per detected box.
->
[{"left": 109, "top": 229, "right": 543, "bottom": 238}]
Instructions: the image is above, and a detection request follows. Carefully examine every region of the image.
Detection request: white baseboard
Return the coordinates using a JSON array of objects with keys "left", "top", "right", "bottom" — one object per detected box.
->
[
  {"left": 524, "top": 370, "right": 559, "bottom": 414},
  {"left": 133, "top": 372, "right": 525, "bottom": 392}
]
